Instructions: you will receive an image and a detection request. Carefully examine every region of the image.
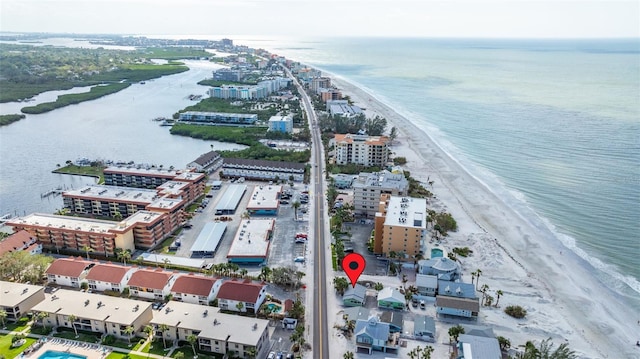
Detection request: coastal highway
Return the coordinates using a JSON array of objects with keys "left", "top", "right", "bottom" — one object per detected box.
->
[{"left": 285, "top": 66, "right": 330, "bottom": 358}]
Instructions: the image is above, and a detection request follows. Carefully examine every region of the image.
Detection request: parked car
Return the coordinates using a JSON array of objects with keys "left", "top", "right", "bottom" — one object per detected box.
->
[
  {"left": 294, "top": 256, "right": 306, "bottom": 263},
  {"left": 420, "top": 300, "right": 426, "bottom": 310},
  {"left": 280, "top": 200, "right": 290, "bottom": 204},
  {"left": 412, "top": 298, "right": 418, "bottom": 308},
  {"left": 295, "top": 238, "right": 306, "bottom": 244},
  {"left": 295, "top": 233, "right": 308, "bottom": 239},
  {"left": 267, "top": 352, "right": 276, "bottom": 359}
]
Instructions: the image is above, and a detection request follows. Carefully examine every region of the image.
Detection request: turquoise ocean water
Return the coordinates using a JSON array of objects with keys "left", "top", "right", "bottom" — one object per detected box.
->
[{"left": 236, "top": 37, "right": 640, "bottom": 308}]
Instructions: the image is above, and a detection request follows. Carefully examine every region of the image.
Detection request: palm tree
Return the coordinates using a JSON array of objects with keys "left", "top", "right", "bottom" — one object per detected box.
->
[
  {"left": 117, "top": 249, "right": 131, "bottom": 266},
  {"left": 37, "top": 311, "right": 49, "bottom": 330},
  {"left": 515, "top": 338, "right": 577, "bottom": 359},
  {"left": 495, "top": 290, "right": 503, "bottom": 307},
  {"left": 245, "top": 347, "right": 257, "bottom": 359},
  {"left": 259, "top": 266, "right": 272, "bottom": 282},
  {"left": 68, "top": 314, "right": 78, "bottom": 337},
  {"left": 236, "top": 302, "right": 244, "bottom": 312},
  {"left": 471, "top": 270, "right": 477, "bottom": 286},
  {"left": 159, "top": 323, "right": 170, "bottom": 348},
  {"left": 448, "top": 324, "right": 465, "bottom": 343},
  {"left": 162, "top": 258, "right": 171, "bottom": 269},
  {"left": 186, "top": 334, "right": 198, "bottom": 356},
  {"left": 475, "top": 269, "right": 482, "bottom": 290},
  {"left": 292, "top": 200, "right": 301, "bottom": 220},
  {"left": 497, "top": 336, "right": 511, "bottom": 352},
  {"left": 0, "top": 309, "right": 6, "bottom": 329},
  {"left": 81, "top": 245, "right": 93, "bottom": 259},
  {"left": 143, "top": 325, "right": 154, "bottom": 344},
  {"left": 343, "top": 352, "right": 354, "bottom": 359},
  {"left": 239, "top": 268, "right": 248, "bottom": 279},
  {"left": 124, "top": 325, "right": 135, "bottom": 345}
]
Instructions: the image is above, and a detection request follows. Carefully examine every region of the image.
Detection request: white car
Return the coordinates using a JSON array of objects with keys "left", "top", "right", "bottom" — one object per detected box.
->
[{"left": 267, "top": 352, "right": 276, "bottom": 359}]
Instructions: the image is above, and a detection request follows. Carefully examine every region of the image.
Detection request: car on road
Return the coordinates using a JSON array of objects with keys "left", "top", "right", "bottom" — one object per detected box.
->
[
  {"left": 294, "top": 256, "right": 306, "bottom": 263},
  {"left": 267, "top": 352, "right": 276, "bottom": 359},
  {"left": 276, "top": 352, "right": 283, "bottom": 359}
]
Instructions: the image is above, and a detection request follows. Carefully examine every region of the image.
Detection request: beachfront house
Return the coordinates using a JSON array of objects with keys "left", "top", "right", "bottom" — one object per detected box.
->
[
  {"left": 45, "top": 257, "right": 93, "bottom": 288},
  {"left": 85, "top": 262, "right": 136, "bottom": 293},
  {"left": 170, "top": 273, "right": 221, "bottom": 305},
  {"left": 413, "top": 315, "right": 436, "bottom": 342},
  {"left": 456, "top": 334, "right": 501, "bottom": 359},
  {"left": 436, "top": 280, "right": 479, "bottom": 318},
  {"left": 377, "top": 287, "right": 405, "bottom": 310},
  {"left": 216, "top": 280, "right": 267, "bottom": 314},
  {"left": 354, "top": 316, "right": 399, "bottom": 355},
  {"left": 343, "top": 284, "right": 367, "bottom": 307},
  {"left": 0, "top": 281, "right": 46, "bottom": 322},
  {"left": 416, "top": 274, "right": 438, "bottom": 297},
  {"left": 418, "top": 257, "right": 462, "bottom": 281},
  {"left": 127, "top": 268, "right": 177, "bottom": 301},
  {"left": 32, "top": 288, "right": 153, "bottom": 340}
]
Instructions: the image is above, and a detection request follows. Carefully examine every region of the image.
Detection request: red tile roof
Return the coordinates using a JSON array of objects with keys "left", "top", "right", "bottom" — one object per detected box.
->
[
  {"left": 86, "top": 263, "right": 130, "bottom": 283},
  {"left": 45, "top": 257, "right": 92, "bottom": 277},
  {"left": 0, "top": 230, "right": 35, "bottom": 255},
  {"left": 284, "top": 299, "right": 294, "bottom": 312},
  {"left": 171, "top": 274, "right": 217, "bottom": 297},
  {"left": 127, "top": 268, "right": 173, "bottom": 289},
  {"left": 217, "top": 280, "right": 265, "bottom": 303}
]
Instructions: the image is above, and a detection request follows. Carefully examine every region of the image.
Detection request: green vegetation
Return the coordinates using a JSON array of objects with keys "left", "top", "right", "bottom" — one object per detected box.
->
[
  {"left": 53, "top": 164, "right": 106, "bottom": 183},
  {"left": 505, "top": 305, "right": 527, "bottom": 319},
  {"left": 328, "top": 163, "right": 381, "bottom": 175},
  {"left": 403, "top": 171, "right": 433, "bottom": 198},
  {"left": 140, "top": 47, "right": 210, "bottom": 60},
  {"left": 220, "top": 147, "right": 311, "bottom": 163},
  {"left": 170, "top": 124, "right": 267, "bottom": 146},
  {"left": 53, "top": 327, "right": 101, "bottom": 343},
  {"left": 171, "top": 345, "right": 221, "bottom": 359},
  {"left": 0, "top": 335, "right": 36, "bottom": 359},
  {"left": 197, "top": 79, "right": 257, "bottom": 87},
  {"left": 393, "top": 156, "right": 407, "bottom": 165},
  {"left": 0, "top": 114, "right": 25, "bottom": 126},
  {"left": 318, "top": 113, "right": 387, "bottom": 136},
  {"left": 2, "top": 317, "right": 30, "bottom": 332},
  {"left": 105, "top": 352, "right": 149, "bottom": 359},
  {"left": 0, "top": 43, "right": 189, "bottom": 103},
  {"left": 452, "top": 247, "right": 473, "bottom": 257},
  {"left": 174, "top": 98, "right": 281, "bottom": 122},
  {"left": 433, "top": 212, "right": 457, "bottom": 234},
  {"left": 0, "top": 251, "right": 53, "bottom": 283},
  {"left": 21, "top": 83, "right": 130, "bottom": 114}
]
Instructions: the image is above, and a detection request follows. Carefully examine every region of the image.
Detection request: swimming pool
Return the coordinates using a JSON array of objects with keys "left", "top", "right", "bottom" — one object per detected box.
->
[
  {"left": 265, "top": 302, "right": 283, "bottom": 313},
  {"left": 38, "top": 350, "right": 87, "bottom": 359}
]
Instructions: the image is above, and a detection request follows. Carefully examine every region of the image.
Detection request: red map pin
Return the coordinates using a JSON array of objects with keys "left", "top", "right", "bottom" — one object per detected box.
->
[{"left": 342, "top": 253, "right": 366, "bottom": 288}]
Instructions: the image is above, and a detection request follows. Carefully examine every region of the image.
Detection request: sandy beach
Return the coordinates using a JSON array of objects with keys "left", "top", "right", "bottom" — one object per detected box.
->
[{"left": 323, "top": 76, "right": 639, "bottom": 358}]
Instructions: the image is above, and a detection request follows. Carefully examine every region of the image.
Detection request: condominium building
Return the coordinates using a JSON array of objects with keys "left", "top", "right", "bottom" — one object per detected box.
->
[
  {"left": 6, "top": 213, "right": 136, "bottom": 257},
  {"left": 326, "top": 100, "right": 363, "bottom": 117},
  {"left": 187, "top": 151, "right": 223, "bottom": 174},
  {"left": 373, "top": 195, "right": 427, "bottom": 257},
  {"left": 222, "top": 158, "right": 305, "bottom": 182},
  {"left": 319, "top": 88, "right": 342, "bottom": 102},
  {"left": 103, "top": 167, "right": 177, "bottom": 188},
  {"left": 207, "top": 78, "right": 290, "bottom": 100},
  {"left": 0, "top": 282, "right": 45, "bottom": 322},
  {"left": 268, "top": 115, "right": 293, "bottom": 134},
  {"left": 333, "top": 133, "right": 390, "bottom": 167},
  {"left": 311, "top": 77, "right": 331, "bottom": 94},
  {"left": 353, "top": 171, "right": 409, "bottom": 217},
  {"left": 178, "top": 112, "right": 258, "bottom": 126}
]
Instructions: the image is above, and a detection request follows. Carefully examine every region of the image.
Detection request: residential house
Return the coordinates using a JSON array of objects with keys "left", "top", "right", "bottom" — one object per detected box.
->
[
  {"left": 216, "top": 280, "right": 267, "bottom": 314},
  {"left": 376, "top": 287, "right": 405, "bottom": 310},
  {"left": 85, "top": 262, "right": 136, "bottom": 293},
  {"left": 416, "top": 274, "right": 438, "bottom": 297},
  {"left": 418, "top": 258, "right": 462, "bottom": 281},
  {"left": 456, "top": 334, "right": 501, "bottom": 359},
  {"left": 127, "top": 268, "right": 176, "bottom": 301},
  {"left": 170, "top": 273, "right": 221, "bottom": 305},
  {"left": 0, "top": 230, "right": 42, "bottom": 256},
  {"left": 435, "top": 296, "right": 480, "bottom": 319},
  {"left": 437, "top": 280, "right": 476, "bottom": 299},
  {"left": 45, "top": 257, "right": 93, "bottom": 288},
  {"left": 354, "top": 316, "right": 399, "bottom": 355},
  {"left": 343, "top": 307, "right": 371, "bottom": 325},
  {"left": 32, "top": 288, "right": 153, "bottom": 339},
  {"left": 343, "top": 284, "right": 367, "bottom": 307},
  {"left": 150, "top": 301, "right": 270, "bottom": 359},
  {"left": 379, "top": 311, "right": 403, "bottom": 333},
  {"left": 0, "top": 281, "right": 45, "bottom": 322},
  {"left": 333, "top": 174, "right": 354, "bottom": 189},
  {"left": 461, "top": 324, "right": 496, "bottom": 338},
  {"left": 413, "top": 315, "right": 436, "bottom": 342}
]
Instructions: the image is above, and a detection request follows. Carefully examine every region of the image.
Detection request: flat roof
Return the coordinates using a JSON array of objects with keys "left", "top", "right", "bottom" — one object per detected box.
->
[
  {"left": 173, "top": 171, "right": 206, "bottom": 182},
  {"left": 215, "top": 184, "right": 247, "bottom": 211},
  {"left": 384, "top": 196, "right": 427, "bottom": 228},
  {"left": 125, "top": 210, "right": 164, "bottom": 225},
  {"left": 353, "top": 170, "right": 408, "bottom": 191},
  {"left": 227, "top": 219, "right": 274, "bottom": 259},
  {"left": 191, "top": 222, "right": 227, "bottom": 254},
  {"left": 146, "top": 197, "right": 185, "bottom": 211},
  {"left": 247, "top": 185, "right": 282, "bottom": 210},
  {"left": 63, "top": 185, "right": 159, "bottom": 204},
  {"left": 104, "top": 166, "right": 179, "bottom": 177},
  {"left": 0, "top": 281, "right": 44, "bottom": 307},
  {"left": 33, "top": 288, "right": 151, "bottom": 325},
  {"left": 139, "top": 253, "right": 205, "bottom": 269},
  {"left": 7, "top": 213, "right": 132, "bottom": 234},
  {"left": 156, "top": 181, "right": 190, "bottom": 196},
  {"left": 150, "top": 301, "right": 268, "bottom": 346}
]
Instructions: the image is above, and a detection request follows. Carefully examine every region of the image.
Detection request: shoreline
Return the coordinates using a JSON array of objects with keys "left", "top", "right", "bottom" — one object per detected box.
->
[{"left": 325, "top": 74, "right": 638, "bottom": 358}]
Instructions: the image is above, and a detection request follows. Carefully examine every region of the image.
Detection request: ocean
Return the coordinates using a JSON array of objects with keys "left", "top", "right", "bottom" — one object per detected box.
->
[{"left": 235, "top": 36, "right": 640, "bottom": 308}]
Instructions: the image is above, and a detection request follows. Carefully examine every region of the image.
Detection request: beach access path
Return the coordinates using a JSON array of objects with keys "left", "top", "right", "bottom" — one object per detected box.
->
[{"left": 329, "top": 76, "right": 639, "bottom": 359}]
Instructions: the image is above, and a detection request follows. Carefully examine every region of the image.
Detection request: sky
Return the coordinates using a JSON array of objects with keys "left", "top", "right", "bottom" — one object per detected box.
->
[{"left": 0, "top": 0, "right": 638, "bottom": 39}]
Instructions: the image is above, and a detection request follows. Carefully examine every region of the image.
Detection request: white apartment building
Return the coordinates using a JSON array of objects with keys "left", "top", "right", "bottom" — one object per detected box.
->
[
  {"left": 353, "top": 171, "right": 409, "bottom": 217},
  {"left": 333, "top": 133, "right": 390, "bottom": 167}
]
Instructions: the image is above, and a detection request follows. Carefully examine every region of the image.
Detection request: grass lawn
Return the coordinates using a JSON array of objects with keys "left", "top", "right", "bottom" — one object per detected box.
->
[
  {"left": 171, "top": 346, "right": 221, "bottom": 359},
  {"left": 106, "top": 352, "right": 148, "bottom": 359},
  {"left": 3, "top": 317, "right": 31, "bottom": 332},
  {"left": 53, "top": 164, "right": 105, "bottom": 183},
  {"left": 0, "top": 334, "right": 37, "bottom": 359},
  {"left": 107, "top": 339, "right": 140, "bottom": 350},
  {"left": 140, "top": 340, "right": 171, "bottom": 356},
  {"left": 53, "top": 329, "right": 101, "bottom": 343}
]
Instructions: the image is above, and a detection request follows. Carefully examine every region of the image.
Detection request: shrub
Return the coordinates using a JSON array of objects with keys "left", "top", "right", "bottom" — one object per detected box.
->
[
  {"left": 504, "top": 305, "right": 527, "bottom": 318},
  {"left": 452, "top": 247, "right": 473, "bottom": 257},
  {"left": 102, "top": 335, "right": 116, "bottom": 345},
  {"left": 393, "top": 157, "right": 407, "bottom": 165}
]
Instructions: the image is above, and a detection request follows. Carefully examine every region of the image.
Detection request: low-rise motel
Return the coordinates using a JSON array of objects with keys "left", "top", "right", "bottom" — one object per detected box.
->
[{"left": 226, "top": 219, "right": 275, "bottom": 264}]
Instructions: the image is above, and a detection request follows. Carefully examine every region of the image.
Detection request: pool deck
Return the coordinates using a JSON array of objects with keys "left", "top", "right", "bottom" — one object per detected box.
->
[{"left": 25, "top": 338, "right": 110, "bottom": 359}]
